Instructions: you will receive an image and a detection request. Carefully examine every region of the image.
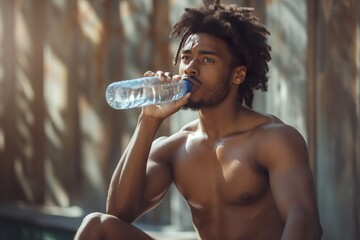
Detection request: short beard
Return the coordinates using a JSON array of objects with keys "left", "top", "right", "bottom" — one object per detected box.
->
[{"left": 182, "top": 71, "right": 232, "bottom": 111}]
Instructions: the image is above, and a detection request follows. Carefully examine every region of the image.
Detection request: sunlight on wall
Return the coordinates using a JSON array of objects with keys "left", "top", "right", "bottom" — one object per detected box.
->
[
  {"left": 51, "top": 0, "right": 66, "bottom": 10},
  {"left": 45, "top": 157, "right": 70, "bottom": 207},
  {"left": 78, "top": 0, "right": 104, "bottom": 45},
  {"left": 266, "top": 0, "right": 308, "bottom": 140},
  {"left": 119, "top": 0, "right": 152, "bottom": 40},
  {"left": 15, "top": 8, "right": 35, "bottom": 150},
  {"left": 15, "top": 8, "right": 31, "bottom": 59},
  {"left": 119, "top": 1, "right": 139, "bottom": 78},
  {"left": 15, "top": 100, "right": 33, "bottom": 157},
  {"left": 44, "top": 44, "right": 68, "bottom": 145},
  {"left": 43, "top": 44, "right": 71, "bottom": 206},
  {"left": 118, "top": 1, "right": 152, "bottom": 78},
  {"left": 16, "top": 68, "right": 35, "bottom": 126},
  {"left": 119, "top": 1, "right": 130, "bottom": 18},
  {"left": 15, "top": 157, "right": 34, "bottom": 201},
  {"left": 79, "top": 95, "right": 107, "bottom": 208},
  {"left": 79, "top": 95, "right": 104, "bottom": 144},
  {"left": 14, "top": 7, "right": 38, "bottom": 201}
]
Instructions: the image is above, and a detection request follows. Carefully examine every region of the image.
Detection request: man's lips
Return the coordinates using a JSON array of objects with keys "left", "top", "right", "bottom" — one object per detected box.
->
[{"left": 182, "top": 76, "right": 201, "bottom": 92}]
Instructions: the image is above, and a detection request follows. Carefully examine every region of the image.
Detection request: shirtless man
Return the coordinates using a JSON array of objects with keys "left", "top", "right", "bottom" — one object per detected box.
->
[{"left": 75, "top": 1, "right": 322, "bottom": 239}]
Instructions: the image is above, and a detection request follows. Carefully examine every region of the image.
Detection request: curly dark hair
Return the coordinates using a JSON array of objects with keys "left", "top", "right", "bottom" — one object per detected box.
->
[{"left": 169, "top": 0, "right": 271, "bottom": 108}]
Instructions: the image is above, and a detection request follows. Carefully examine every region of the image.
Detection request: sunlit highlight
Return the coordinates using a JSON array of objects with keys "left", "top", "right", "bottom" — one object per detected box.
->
[
  {"left": 44, "top": 44, "right": 68, "bottom": 137},
  {"left": 15, "top": 157, "right": 35, "bottom": 201},
  {"left": 78, "top": 0, "right": 104, "bottom": 45},
  {"left": 45, "top": 157, "right": 70, "bottom": 207},
  {"left": 79, "top": 95, "right": 106, "bottom": 195},
  {"left": 119, "top": 1, "right": 136, "bottom": 40}
]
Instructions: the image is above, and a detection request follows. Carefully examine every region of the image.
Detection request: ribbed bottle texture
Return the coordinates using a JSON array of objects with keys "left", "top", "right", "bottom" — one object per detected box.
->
[{"left": 105, "top": 76, "right": 191, "bottom": 110}]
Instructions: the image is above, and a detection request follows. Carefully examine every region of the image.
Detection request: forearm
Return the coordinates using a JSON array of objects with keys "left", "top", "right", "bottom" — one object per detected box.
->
[{"left": 106, "top": 114, "right": 162, "bottom": 221}]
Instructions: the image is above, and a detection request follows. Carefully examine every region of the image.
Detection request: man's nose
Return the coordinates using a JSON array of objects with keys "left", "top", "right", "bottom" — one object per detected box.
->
[{"left": 184, "top": 60, "right": 199, "bottom": 76}]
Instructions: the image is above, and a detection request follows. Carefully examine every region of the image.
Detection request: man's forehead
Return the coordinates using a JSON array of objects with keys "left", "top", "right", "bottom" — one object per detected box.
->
[
  {"left": 183, "top": 34, "right": 200, "bottom": 50},
  {"left": 182, "top": 33, "right": 224, "bottom": 52}
]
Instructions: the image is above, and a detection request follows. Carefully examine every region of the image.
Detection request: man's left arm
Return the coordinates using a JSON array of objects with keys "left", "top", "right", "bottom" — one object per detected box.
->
[{"left": 259, "top": 124, "right": 322, "bottom": 240}]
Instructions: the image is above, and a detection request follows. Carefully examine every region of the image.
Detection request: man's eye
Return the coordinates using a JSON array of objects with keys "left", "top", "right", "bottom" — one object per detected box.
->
[
  {"left": 181, "top": 55, "right": 191, "bottom": 61},
  {"left": 203, "top": 57, "right": 214, "bottom": 63}
]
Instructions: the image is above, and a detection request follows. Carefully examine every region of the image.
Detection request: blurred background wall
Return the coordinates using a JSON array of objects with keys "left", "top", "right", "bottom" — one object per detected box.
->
[{"left": 0, "top": 0, "right": 359, "bottom": 239}]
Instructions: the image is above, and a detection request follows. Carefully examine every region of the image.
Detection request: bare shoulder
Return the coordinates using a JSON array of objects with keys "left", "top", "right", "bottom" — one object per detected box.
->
[
  {"left": 255, "top": 114, "right": 309, "bottom": 168},
  {"left": 259, "top": 115, "right": 305, "bottom": 142},
  {"left": 150, "top": 119, "right": 199, "bottom": 159}
]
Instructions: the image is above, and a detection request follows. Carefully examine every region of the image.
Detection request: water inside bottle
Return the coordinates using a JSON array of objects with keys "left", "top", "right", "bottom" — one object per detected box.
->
[{"left": 106, "top": 80, "right": 187, "bottom": 109}]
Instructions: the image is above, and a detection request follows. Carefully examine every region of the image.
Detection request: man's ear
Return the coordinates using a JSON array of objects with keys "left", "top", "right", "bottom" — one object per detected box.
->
[{"left": 233, "top": 66, "right": 247, "bottom": 85}]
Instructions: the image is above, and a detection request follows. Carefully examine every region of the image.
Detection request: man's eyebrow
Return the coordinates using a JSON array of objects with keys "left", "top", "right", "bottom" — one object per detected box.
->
[{"left": 181, "top": 49, "right": 219, "bottom": 56}]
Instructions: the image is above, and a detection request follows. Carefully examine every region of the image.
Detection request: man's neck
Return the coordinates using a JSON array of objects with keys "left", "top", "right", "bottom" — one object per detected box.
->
[{"left": 197, "top": 100, "right": 245, "bottom": 140}]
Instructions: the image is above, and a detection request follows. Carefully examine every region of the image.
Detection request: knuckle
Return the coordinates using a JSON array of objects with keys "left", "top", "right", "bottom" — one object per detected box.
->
[{"left": 144, "top": 70, "right": 154, "bottom": 76}]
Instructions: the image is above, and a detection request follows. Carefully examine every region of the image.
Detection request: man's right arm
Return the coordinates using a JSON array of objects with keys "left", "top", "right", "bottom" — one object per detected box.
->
[
  {"left": 106, "top": 114, "right": 170, "bottom": 222},
  {"left": 105, "top": 72, "right": 190, "bottom": 222}
]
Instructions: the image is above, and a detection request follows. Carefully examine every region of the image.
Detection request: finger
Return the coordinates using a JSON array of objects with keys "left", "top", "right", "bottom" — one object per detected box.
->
[
  {"left": 173, "top": 92, "right": 191, "bottom": 108},
  {"left": 164, "top": 72, "right": 173, "bottom": 81},
  {"left": 172, "top": 74, "right": 182, "bottom": 81},
  {"left": 144, "top": 70, "right": 155, "bottom": 77},
  {"left": 155, "top": 71, "right": 165, "bottom": 81}
]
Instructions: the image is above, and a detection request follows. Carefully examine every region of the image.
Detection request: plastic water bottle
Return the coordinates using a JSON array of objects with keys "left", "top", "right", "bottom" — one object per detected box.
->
[{"left": 105, "top": 76, "right": 191, "bottom": 110}]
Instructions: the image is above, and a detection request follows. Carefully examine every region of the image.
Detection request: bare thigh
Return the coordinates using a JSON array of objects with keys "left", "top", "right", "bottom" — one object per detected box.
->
[{"left": 75, "top": 212, "right": 154, "bottom": 240}]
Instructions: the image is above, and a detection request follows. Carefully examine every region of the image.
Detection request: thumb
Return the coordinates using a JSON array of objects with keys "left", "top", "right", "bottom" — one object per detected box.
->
[{"left": 172, "top": 92, "right": 191, "bottom": 109}]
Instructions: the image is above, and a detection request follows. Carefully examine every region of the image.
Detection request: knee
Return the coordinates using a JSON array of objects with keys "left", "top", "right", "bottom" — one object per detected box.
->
[
  {"left": 75, "top": 212, "right": 107, "bottom": 240},
  {"left": 83, "top": 212, "right": 104, "bottom": 224},
  {"left": 75, "top": 212, "right": 142, "bottom": 240}
]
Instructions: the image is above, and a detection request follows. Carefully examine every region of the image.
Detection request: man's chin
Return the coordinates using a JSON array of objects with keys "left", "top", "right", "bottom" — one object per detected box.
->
[
  {"left": 181, "top": 105, "right": 200, "bottom": 111},
  {"left": 181, "top": 106, "right": 198, "bottom": 111},
  {"left": 182, "top": 100, "right": 203, "bottom": 111}
]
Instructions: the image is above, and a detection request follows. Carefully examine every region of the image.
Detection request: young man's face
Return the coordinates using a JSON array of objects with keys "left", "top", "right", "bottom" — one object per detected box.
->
[{"left": 179, "top": 33, "right": 235, "bottom": 110}]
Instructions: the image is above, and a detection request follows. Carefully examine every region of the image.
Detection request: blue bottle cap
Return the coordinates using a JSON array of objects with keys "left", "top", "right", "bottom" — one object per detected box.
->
[{"left": 183, "top": 79, "right": 191, "bottom": 93}]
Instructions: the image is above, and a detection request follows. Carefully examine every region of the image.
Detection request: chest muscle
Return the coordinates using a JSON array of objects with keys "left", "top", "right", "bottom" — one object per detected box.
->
[{"left": 172, "top": 137, "right": 268, "bottom": 207}]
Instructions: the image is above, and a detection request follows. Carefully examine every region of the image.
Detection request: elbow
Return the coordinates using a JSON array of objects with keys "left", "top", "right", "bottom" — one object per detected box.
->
[
  {"left": 106, "top": 205, "right": 138, "bottom": 223},
  {"left": 106, "top": 198, "right": 141, "bottom": 223}
]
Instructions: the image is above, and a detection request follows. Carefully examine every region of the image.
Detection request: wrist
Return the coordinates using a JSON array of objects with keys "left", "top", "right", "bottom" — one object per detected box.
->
[{"left": 138, "top": 112, "right": 164, "bottom": 130}]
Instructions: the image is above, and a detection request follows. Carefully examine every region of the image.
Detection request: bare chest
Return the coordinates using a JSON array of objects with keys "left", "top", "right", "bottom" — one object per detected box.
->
[{"left": 172, "top": 135, "right": 269, "bottom": 207}]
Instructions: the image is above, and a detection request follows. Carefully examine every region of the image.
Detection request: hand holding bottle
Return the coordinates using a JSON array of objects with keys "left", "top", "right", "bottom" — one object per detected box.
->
[
  {"left": 105, "top": 70, "right": 191, "bottom": 118},
  {"left": 140, "top": 70, "right": 191, "bottom": 120}
]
